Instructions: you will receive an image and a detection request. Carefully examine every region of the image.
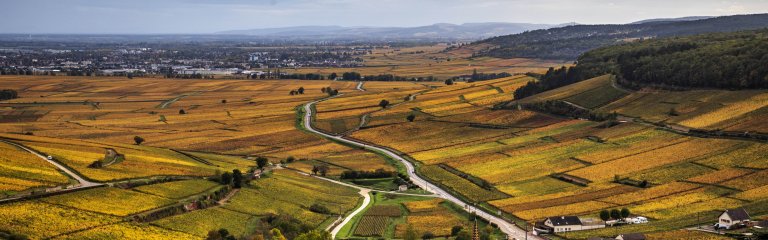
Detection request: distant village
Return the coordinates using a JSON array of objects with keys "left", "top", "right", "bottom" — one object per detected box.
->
[{"left": 0, "top": 42, "right": 373, "bottom": 78}]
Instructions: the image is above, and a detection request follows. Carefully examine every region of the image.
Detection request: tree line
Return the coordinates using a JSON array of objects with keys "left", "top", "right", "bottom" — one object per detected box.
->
[
  {"left": 339, "top": 168, "right": 395, "bottom": 179},
  {"left": 0, "top": 89, "right": 18, "bottom": 101}
]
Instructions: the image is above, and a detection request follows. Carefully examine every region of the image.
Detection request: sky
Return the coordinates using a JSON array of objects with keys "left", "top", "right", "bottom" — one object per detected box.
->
[{"left": 0, "top": 0, "right": 766, "bottom": 34}]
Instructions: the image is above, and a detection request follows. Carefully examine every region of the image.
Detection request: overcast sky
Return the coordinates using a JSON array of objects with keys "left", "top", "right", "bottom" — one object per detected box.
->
[{"left": 1, "top": 0, "right": 766, "bottom": 34}]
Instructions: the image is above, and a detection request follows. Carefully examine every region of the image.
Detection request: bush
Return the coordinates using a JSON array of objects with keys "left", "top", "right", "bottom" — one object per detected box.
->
[
  {"left": 133, "top": 136, "right": 145, "bottom": 145},
  {"left": 309, "top": 204, "right": 331, "bottom": 214}
]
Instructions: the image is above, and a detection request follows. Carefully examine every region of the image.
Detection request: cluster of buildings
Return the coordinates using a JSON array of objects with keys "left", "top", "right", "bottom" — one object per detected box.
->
[{"left": 532, "top": 208, "right": 767, "bottom": 240}]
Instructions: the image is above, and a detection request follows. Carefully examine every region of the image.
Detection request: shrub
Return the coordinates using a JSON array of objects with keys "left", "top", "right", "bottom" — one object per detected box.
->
[
  {"left": 309, "top": 204, "right": 330, "bottom": 214},
  {"left": 133, "top": 136, "right": 145, "bottom": 145}
]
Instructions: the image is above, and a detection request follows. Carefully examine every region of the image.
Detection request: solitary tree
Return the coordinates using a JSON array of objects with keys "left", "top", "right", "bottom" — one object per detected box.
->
[
  {"left": 379, "top": 99, "right": 390, "bottom": 108},
  {"left": 610, "top": 209, "right": 621, "bottom": 220},
  {"left": 256, "top": 157, "right": 269, "bottom": 169},
  {"left": 406, "top": 114, "right": 416, "bottom": 122},
  {"left": 232, "top": 169, "right": 243, "bottom": 188},
  {"left": 312, "top": 165, "right": 329, "bottom": 176},
  {"left": 286, "top": 156, "right": 296, "bottom": 163},
  {"left": 599, "top": 210, "right": 610, "bottom": 221},
  {"left": 220, "top": 172, "right": 232, "bottom": 185},
  {"left": 620, "top": 208, "right": 631, "bottom": 218},
  {"left": 422, "top": 232, "right": 435, "bottom": 240},
  {"left": 445, "top": 79, "right": 454, "bottom": 85},
  {"left": 317, "top": 165, "right": 329, "bottom": 176},
  {"left": 179, "top": 109, "right": 186, "bottom": 114},
  {"left": 221, "top": 99, "right": 227, "bottom": 104},
  {"left": 297, "top": 87, "right": 305, "bottom": 94},
  {"left": 133, "top": 136, "right": 145, "bottom": 145}
]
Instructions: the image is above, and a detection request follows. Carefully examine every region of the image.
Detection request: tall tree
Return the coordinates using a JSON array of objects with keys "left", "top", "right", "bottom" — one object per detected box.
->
[
  {"left": 256, "top": 157, "right": 269, "bottom": 169},
  {"left": 232, "top": 169, "right": 243, "bottom": 188}
]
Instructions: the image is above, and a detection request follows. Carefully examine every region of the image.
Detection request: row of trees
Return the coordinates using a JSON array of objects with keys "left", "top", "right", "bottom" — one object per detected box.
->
[
  {"left": 599, "top": 208, "right": 631, "bottom": 222},
  {"left": 0, "top": 68, "right": 33, "bottom": 75},
  {"left": 219, "top": 169, "right": 245, "bottom": 188},
  {"left": 339, "top": 168, "right": 395, "bottom": 179},
  {"left": 0, "top": 89, "right": 18, "bottom": 101},
  {"left": 280, "top": 73, "right": 325, "bottom": 80},
  {"left": 468, "top": 69, "right": 512, "bottom": 83}
]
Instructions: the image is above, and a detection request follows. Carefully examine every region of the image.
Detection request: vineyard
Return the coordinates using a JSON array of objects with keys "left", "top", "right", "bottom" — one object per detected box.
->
[{"left": 1, "top": 68, "right": 767, "bottom": 240}]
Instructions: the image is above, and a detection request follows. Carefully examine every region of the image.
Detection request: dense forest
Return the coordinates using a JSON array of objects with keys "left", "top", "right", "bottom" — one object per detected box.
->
[
  {"left": 584, "top": 29, "right": 768, "bottom": 89},
  {"left": 514, "top": 29, "right": 768, "bottom": 98},
  {"left": 471, "top": 14, "right": 768, "bottom": 60}
]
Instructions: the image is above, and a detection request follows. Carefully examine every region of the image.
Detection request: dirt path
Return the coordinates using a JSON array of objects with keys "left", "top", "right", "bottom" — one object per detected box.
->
[
  {"left": 157, "top": 92, "right": 199, "bottom": 109},
  {"left": 217, "top": 188, "right": 240, "bottom": 205}
]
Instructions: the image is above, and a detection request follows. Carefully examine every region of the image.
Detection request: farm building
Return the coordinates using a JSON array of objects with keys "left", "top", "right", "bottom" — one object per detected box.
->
[
  {"left": 718, "top": 208, "right": 751, "bottom": 229},
  {"left": 536, "top": 216, "right": 606, "bottom": 233}
]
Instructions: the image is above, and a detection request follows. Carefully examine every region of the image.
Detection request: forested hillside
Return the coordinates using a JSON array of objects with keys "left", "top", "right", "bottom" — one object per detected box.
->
[
  {"left": 514, "top": 29, "right": 768, "bottom": 99},
  {"left": 469, "top": 14, "right": 768, "bottom": 60}
]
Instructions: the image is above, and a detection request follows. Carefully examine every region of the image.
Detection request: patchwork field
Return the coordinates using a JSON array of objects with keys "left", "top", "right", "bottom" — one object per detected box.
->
[
  {"left": 286, "top": 44, "right": 567, "bottom": 79},
  {"left": 2, "top": 71, "right": 766, "bottom": 240}
]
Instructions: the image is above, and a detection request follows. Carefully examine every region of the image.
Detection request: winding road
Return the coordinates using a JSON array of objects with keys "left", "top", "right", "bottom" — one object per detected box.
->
[
  {"left": 0, "top": 139, "right": 103, "bottom": 203},
  {"left": 301, "top": 99, "right": 540, "bottom": 240}
]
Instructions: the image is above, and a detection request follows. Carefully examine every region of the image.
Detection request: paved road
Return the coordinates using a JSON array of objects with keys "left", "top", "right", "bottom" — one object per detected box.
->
[
  {"left": 301, "top": 99, "right": 540, "bottom": 240},
  {"left": 1, "top": 140, "right": 102, "bottom": 188}
]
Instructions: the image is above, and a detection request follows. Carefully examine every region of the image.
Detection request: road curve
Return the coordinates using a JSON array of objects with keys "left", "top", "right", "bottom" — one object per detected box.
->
[
  {"left": 1, "top": 139, "right": 102, "bottom": 188},
  {"left": 294, "top": 170, "right": 437, "bottom": 238},
  {"left": 301, "top": 99, "right": 540, "bottom": 240}
]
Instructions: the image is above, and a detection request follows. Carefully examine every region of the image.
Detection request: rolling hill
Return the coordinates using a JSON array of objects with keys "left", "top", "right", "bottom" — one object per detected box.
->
[
  {"left": 217, "top": 22, "right": 568, "bottom": 40},
  {"left": 461, "top": 13, "right": 768, "bottom": 60}
]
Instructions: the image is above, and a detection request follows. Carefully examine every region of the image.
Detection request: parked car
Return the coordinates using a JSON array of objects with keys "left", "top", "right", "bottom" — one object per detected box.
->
[
  {"left": 47, "top": 155, "right": 53, "bottom": 160},
  {"left": 631, "top": 217, "right": 648, "bottom": 224}
]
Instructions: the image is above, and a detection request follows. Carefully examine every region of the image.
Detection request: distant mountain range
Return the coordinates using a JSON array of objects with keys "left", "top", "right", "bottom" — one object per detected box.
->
[
  {"left": 216, "top": 22, "right": 576, "bottom": 40},
  {"left": 468, "top": 13, "right": 768, "bottom": 60}
]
